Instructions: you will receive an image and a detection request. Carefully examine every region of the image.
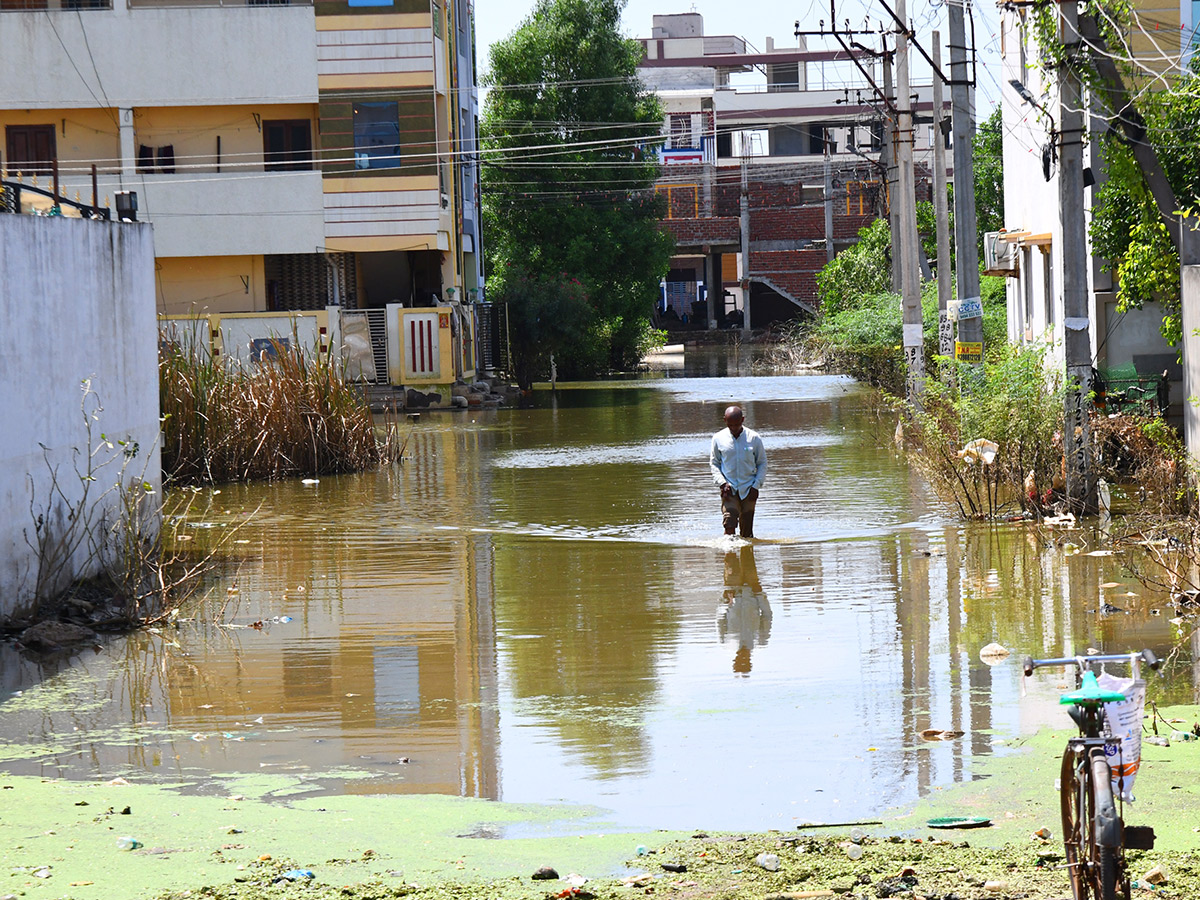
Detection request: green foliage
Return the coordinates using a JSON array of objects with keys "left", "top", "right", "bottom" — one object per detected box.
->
[
  {"left": 815, "top": 218, "right": 891, "bottom": 316},
  {"left": 897, "top": 344, "right": 1066, "bottom": 519},
  {"left": 974, "top": 108, "right": 1005, "bottom": 246},
  {"left": 1089, "top": 137, "right": 1183, "bottom": 344},
  {"left": 481, "top": 0, "right": 673, "bottom": 379},
  {"left": 980, "top": 275, "right": 1009, "bottom": 353},
  {"left": 916, "top": 199, "right": 940, "bottom": 266},
  {"left": 1030, "top": 3, "right": 1199, "bottom": 347},
  {"left": 489, "top": 268, "right": 592, "bottom": 390}
]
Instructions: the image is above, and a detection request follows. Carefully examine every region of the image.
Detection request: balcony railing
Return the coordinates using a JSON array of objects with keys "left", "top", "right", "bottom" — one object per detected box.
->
[
  {"left": 126, "top": 0, "right": 310, "bottom": 8},
  {"left": 1, "top": 0, "right": 111, "bottom": 11}
]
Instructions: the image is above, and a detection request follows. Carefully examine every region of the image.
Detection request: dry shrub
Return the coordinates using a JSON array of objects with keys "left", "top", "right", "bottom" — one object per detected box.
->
[
  {"left": 1092, "top": 413, "right": 1193, "bottom": 516},
  {"left": 894, "top": 345, "right": 1065, "bottom": 519},
  {"left": 161, "top": 332, "right": 398, "bottom": 485}
]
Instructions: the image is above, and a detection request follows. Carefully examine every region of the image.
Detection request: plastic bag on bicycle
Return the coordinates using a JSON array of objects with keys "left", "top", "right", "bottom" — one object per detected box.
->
[{"left": 1097, "top": 670, "right": 1146, "bottom": 801}]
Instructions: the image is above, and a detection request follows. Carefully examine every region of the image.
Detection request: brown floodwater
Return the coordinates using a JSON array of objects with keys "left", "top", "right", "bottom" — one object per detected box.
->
[{"left": 0, "top": 349, "right": 1192, "bottom": 831}]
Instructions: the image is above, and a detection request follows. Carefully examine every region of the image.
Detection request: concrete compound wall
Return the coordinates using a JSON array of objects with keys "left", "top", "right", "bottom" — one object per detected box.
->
[{"left": 0, "top": 216, "right": 160, "bottom": 620}]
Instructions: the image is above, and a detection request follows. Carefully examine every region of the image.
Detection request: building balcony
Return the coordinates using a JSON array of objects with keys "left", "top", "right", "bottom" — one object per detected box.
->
[
  {"left": 140, "top": 170, "right": 325, "bottom": 257},
  {"left": 1, "top": 4, "right": 318, "bottom": 109},
  {"left": 714, "top": 84, "right": 935, "bottom": 125}
]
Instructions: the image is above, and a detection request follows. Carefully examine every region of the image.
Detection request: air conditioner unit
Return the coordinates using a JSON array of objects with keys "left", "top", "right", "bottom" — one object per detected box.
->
[{"left": 983, "top": 232, "right": 1018, "bottom": 274}]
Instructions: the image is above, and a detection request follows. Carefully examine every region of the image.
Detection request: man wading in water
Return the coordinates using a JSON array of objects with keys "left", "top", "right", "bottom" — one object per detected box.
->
[{"left": 709, "top": 405, "right": 767, "bottom": 538}]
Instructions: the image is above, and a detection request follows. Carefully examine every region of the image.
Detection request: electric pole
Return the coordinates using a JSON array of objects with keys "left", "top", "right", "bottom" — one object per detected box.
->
[
  {"left": 824, "top": 145, "right": 835, "bottom": 263},
  {"left": 740, "top": 143, "right": 752, "bottom": 334},
  {"left": 1059, "top": 0, "right": 1094, "bottom": 512},
  {"left": 948, "top": 0, "right": 981, "bottom": 360},
  {"left": 881, "top": 42, "right": 900, "bottom": 294},
  {"left": 932, "top": 31, "right": 952, "bottom": 357},
  {"left": 896, "top": 0, "right": 924, "bottom": 403}
]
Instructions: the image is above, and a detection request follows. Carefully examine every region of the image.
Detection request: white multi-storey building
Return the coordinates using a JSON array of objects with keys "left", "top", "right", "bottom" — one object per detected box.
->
[{"left": 0, "top": 0, "right": 482, "bottom": 330}]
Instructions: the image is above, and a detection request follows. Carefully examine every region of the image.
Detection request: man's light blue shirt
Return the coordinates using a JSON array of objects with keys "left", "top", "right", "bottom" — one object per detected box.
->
[{"left": 710, "top": 427, "right": 766, "bottom": 499}]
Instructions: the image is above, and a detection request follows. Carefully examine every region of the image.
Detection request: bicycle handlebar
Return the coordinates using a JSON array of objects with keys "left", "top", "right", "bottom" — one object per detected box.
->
[{"left": 1022, "top": 649, "right": 1160, "bottom": 677}]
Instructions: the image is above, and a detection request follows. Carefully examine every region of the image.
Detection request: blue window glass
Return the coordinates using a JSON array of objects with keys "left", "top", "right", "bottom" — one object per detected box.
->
[{"left": 352, "top": 102, "right": 401, "bottom": 169}]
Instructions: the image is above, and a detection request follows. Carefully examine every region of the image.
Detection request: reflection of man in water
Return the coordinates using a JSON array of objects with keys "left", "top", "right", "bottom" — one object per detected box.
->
[
  {"left": 718, "top": 546, "right": 772, "bottom": 674},
  {"left": 709, "top": 405, "right": 767, "bottom": 538}
]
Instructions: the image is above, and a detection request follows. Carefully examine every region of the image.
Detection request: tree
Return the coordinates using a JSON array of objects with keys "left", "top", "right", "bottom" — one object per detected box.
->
[
  {"left": 1089, "top": 64, "right": 1200, "bottom": 346},
  {"left": 499, "top": 268, "right": 591, "bottom": 391},
  {"left": 973, "top": 108, "right": 1004, "bottom": 247},
  {"left": 482, "top": 0, "right": 674, "bottom": 381},
  {"left": 815, "top": 218, "right": 892, "bottom": 316}
]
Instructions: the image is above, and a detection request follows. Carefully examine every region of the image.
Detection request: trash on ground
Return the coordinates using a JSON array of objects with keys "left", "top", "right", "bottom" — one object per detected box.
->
[
  {"left": 983, "top": 880, "right": 1009, "bottom": 892},
  {"left": 958, "top": 438, "right": 998, "bottom": 465},
  {"left": 926, "top": 817, "right": 991, "bottom": 829},
  {"left": 661, "top": 862, "right": 688, "bottom": 873},
  {"left": 754, "top": 853, "right": 778, "bottom": 871},
  {"left": 1144, "top": 865, "right": 1169, "bottom": 885},
  {"left": 273, "top": 869, "right": 315, "bottom": 884}
]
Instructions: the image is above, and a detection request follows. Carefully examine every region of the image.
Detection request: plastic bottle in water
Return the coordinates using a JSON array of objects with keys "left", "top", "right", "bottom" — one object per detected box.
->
[{"left": 116, "top": 836, "right": 143, "bottom": 851}]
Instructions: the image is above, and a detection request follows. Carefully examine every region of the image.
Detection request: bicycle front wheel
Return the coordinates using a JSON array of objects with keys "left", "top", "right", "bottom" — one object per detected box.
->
[
  {"left": 1099, "top": 846, "right": 1118, "bottom": 900},
  {"left": 1060, "top": 746, "right": 1089, "bottom": 900}
]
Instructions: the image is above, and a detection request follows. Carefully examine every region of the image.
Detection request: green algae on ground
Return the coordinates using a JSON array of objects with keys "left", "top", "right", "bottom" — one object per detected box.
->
[
  {"left": 4, "top": 708, "right": 1200, "bottom": 900},
  {"left": 905, "top": 704, "right": 1200, "bottom": 850},
  {"left": 0, "top": 773, "right": 688, "bottom": 900}
]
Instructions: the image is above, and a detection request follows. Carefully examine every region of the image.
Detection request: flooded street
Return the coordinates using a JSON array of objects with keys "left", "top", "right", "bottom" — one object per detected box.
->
[{"left": 0, "top": 351, "right": 1189, "bottom": 832}]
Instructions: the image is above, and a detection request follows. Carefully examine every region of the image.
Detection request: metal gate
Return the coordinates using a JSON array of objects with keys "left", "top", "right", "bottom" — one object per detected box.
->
[
  {"left": 476, "top": 302, "right": 508, "bottom": 375},
  {"left": 364, "top": 309, "right": 389, "bottom": 384}
]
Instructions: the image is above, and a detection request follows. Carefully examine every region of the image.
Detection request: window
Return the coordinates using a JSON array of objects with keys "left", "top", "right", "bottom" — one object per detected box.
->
[
  {"left": 807, "top": 124, "right": 832, "bottom": 154},
  {"left": 5, "top": 124, "right": 56, "bottom": 175},
  {"left": 263, "top": 119, "right": 313, "bottom": 171},
  {"left": 1042, "top": 247, "right": 1054, "bottom": 328},
  {"left": 353, "top": 103, "right": 401, "bottom": 169},
  {"left": 669, "top": 113, "right": 691, "bottom": 149},
  {"left": 767, "top": 62, "right": 800, "bottom": 93},
  {"left": 0, "top": 0, "right": 47, "bottom": 9}
]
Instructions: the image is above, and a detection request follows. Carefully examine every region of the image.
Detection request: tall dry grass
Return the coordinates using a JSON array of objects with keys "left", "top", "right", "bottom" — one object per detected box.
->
[{"left": 161, "top": 333, "right": 398, "bottom": 485}]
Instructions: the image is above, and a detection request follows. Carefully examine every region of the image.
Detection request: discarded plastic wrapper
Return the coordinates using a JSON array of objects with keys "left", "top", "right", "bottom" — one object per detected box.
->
[{"left": 1098, "top": 670, "right": 1146, "bottom": 801}]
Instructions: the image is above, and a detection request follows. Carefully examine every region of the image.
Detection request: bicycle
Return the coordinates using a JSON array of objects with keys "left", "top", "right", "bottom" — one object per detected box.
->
[{"left": 1022, "top": 650, "right": 1160, "bottom": 900}]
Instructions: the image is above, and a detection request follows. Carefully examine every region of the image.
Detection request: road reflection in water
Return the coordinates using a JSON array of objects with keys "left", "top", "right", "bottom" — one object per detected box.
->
[{"left": 0, "top": 359, "right": 1188, "bottom": 831}]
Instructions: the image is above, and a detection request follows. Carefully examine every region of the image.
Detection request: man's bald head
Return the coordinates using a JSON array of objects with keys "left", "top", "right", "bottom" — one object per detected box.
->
[{"left": 724, "top": 405, "right": 744, "bottom": 436}]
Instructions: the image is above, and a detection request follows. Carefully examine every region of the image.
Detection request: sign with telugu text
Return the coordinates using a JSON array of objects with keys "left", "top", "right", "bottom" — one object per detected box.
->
[
  {"left": 955, "top": 341, "right": 983, "bottom": 363},
  {"left": 957, "top": 296, "right": 982, "bottom": 320}
]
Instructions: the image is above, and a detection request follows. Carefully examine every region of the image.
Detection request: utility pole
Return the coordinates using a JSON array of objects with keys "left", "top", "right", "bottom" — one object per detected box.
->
[
  {"left": 881, "top": 42, "right": 900, "bottom": 293},
  {"left": 740, "top": 144, "right": 752, "bottom": 334},
  {"left": 948, "top": 0, "right": 981, "bottom": 360},
  {"left": 896, "top": 0, "right": 924, "bottom": 403},
  {"left": 824, "top": 145, "right": 835, "bottom": 263},
  {"left": 932, "top": 32, "right": 953, "bottom": 358},
  {"left": 1059, "top": 0, "right": 1094, "bottom": 512}
]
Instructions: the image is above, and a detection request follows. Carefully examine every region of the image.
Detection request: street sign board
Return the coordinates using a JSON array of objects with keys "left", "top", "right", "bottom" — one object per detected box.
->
[
  {"left": 957, "top": 296, "right": 982, "bottom": 320},
  {"left": 955, "top": 341, "right": 982, "bottom": 363}
]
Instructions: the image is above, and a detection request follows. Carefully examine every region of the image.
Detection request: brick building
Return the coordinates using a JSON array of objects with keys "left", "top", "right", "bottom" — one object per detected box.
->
[{"left": 638, "top": 13, "right": 942, "bottom": 329}]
